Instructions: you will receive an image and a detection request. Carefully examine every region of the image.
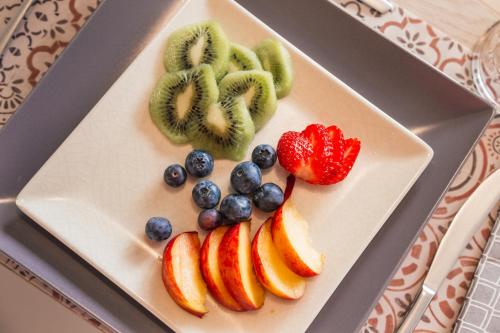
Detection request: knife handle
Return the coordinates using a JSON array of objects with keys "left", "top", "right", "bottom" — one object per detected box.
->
[{"left": 397, "top": 286, "right": 435, "bottom": 333}]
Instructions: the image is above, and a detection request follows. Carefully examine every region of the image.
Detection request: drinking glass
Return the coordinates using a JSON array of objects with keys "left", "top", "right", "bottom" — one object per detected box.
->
[{"left": 472, "top": 21, "right": 500, "bottom": 105}]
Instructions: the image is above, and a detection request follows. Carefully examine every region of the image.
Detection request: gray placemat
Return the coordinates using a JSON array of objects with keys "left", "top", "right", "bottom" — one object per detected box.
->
[{"left": 454, "top": 208, "right": 500, "bottom": 333}]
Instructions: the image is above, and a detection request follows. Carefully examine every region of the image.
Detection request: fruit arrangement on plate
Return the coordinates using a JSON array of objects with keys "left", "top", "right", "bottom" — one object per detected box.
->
[{"left": 144, "top": 21, "right": 361, "bottom": 317}]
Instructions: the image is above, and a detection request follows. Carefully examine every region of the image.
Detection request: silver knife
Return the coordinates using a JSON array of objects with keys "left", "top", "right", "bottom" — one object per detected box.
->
[
  {"left": 359, "top": 0, "right": 394, "bottom": 13},
  {"left": 397, "top": 168, "right": 500, "bottom": 333},
  {"left": 0, "top": 0, "right": 33, "bottom": 56}
]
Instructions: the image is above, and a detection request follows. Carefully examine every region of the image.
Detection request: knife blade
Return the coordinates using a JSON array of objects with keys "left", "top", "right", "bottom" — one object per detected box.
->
[
  {"left": 397, "top": 168, "right": 500, "bottom": 333},
  {"left": 0, "top": 0, "right": 33, "bottom": 56},
  {"left": 359, "top": 0, "right": 394, "bottom": 13}
]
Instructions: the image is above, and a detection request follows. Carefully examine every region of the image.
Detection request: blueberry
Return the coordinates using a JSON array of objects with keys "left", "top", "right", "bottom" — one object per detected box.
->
[
  {"left": 163, "top": 164, "right": 187, "bottom": 187},
  {"left": 252, "top": 183, "right": 284, "bottom": 212},
  {"left": 185, "top": 150, "right": 214, "bottom": 178},
  {"left": 145, "top": 217, "right": 172, "bottom": 241},
  {"left": 251, "top": 144, "right": 277, "bottom": 169},
  {"left": 198, "top": 209, "right": 223, "bottom": 231},
  {"left": 192, "top": 180, "right": 221, "bottom": 209},
  {"left": 221, "top": 215, "right": 238, "bottom": 226},
  {"left": 230, "top": 161, "right": 262, "bottom": 194},
  {"left": 220, "top": 194, "right": 252, "bottom": 222}
]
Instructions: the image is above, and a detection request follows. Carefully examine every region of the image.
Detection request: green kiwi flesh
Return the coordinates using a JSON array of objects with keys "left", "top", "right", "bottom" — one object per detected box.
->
[
  {"left": 226, "top": 43, "right": 262, "bottom": 73},
  {"left": 164, "top": 21, "right": 230, "bottom": 80},
  {"left": 218, "top": 70, "right": 277, "bottom": 131},
  {"left": 149, "top": 64, "right": 218, "bottom": 144},
  {"left": 188, "top": 97, "right": 255, "bottom": 161},
  {"left": 254, "top": 38, "right": 293, "bottom": 99}
]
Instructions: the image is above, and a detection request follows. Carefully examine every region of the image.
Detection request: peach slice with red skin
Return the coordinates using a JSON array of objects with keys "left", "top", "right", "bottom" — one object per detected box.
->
[
  {"left": 272, "top": 199, "right": 324, "bottom": 277},
  {"left": 252, "top": 218, "right": 306, "bottom": 299},
  {"left": 162, "top": 231, "right": 208, "bottom": 317},
  {"left": 219, "top": 222, "right": 265, "bottom": 310},
  {"left": 200, "top": 226, "right": 244, "bottom": 311}
]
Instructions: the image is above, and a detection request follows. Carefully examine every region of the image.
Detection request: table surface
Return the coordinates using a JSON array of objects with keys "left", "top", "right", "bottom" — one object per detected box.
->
[
  {"left": 0, "top": 264, "right": 97, "bottom": 333},
  {"left": 394, "top": 0, "right": 500, "bottom": 48}
]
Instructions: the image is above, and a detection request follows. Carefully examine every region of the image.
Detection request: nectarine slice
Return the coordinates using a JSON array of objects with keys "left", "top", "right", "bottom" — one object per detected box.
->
[
  {"left": 162, "top": 232, "right": 208, "bottom": 317},
  {"left": 252, "top": 218, "right": 306, "bottom": 299},
  {"left": 219, "top": 222, "right": 265, "bottom": 310},
  {"left": 272, "top": 200, "right": 324, "bottom": 277},
  {"left": 200, "top": 226, "right": 244, "bottom": 311}
]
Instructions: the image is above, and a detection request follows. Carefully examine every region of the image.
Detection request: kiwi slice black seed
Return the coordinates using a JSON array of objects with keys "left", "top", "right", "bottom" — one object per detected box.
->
[
  {"left": 164, "top": 21, "right": 230, "bottom": 80},
  {"left": 227, "top": 43, "right": 262, "bottom": 73},
  {"left": 188, "top": 97, "right": 255, "bottom": 161},
  {"left": 219, "top": 70, "right": 277, "bottom": 131},
  {"left": 149, "top": 64, "right": 218, "bottom": 144},
  {"left": 254, "top": 38, "right": 293, "bottom": 99}
]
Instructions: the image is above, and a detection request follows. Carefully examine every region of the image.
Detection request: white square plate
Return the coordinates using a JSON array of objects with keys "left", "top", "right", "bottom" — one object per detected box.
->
[{"left": 16, "top": 0, "right": 433, "bottom": 332}]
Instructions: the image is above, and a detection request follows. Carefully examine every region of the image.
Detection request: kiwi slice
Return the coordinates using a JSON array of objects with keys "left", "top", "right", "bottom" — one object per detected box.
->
[
  {"left": 226, "top": 43, "right": 262, "bottom": 73},
  {"left": 219, "top": 70, "right": 277, "bottom": 131},
  {"left": 188, "top": 97, "right": 255, "bottom": 161},
  {"left": 164, "top": 21, "right": 229, "bottom": 80},
  {"left": 149, "top": 64, "right": 218, "bottom": 144},
  {"left": 254, "top": 38, "right": 293, "bottom": 99}
]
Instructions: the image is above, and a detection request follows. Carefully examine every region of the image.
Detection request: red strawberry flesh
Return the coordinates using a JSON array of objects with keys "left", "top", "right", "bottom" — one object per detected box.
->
[{"left": 277, "top": 123, "right": 361, "bottom": 185}]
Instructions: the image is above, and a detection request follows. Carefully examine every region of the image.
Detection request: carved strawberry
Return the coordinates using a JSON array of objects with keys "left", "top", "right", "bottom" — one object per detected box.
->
[{"left": 277, "top": 124, "right": 360, "bottom": 185}]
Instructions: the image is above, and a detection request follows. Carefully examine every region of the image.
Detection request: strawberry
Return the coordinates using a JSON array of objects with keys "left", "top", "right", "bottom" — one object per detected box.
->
[
  {"left": 339, "top": 138, "right": 361, "bottom": 175},
  {"left": 277, "top": 123, "right": 361, "bottom": 185},
  {"left": 302, "top": 124, "right": 337, "bottom": 182},
  {"left": 326, "top": 125, "right": 345, "bottom": 163},
  {"left": 278, "top": 124, "right": 329, "bottom": 184},
  {"left": 276, "top": 131, "right": 313, "bottom": 175}
]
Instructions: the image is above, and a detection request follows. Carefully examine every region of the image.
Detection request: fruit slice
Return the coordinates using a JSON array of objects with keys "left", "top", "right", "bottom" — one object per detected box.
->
[
  {"left": 200, "top": 226, "right": 244, "bottom": 311},
  {"left": 219, "top": 222, "right": 265, "bottom": 310},
  {"left": 149, "top": 64, "right": 218, "bottom": 144},
  {"left": 188, "top": 97, "right": 255, "bottom": 161},
  {"left": 338, "top": 138, "right": 361, "bottom": 176},
  {"left": 320, "top": 137, "right": 361, "bottom": 184},
  {"left": 252, "top": 218, "right": 306, "bottom": 299},
  {"left": 162, "top": 232, "right": 208, "bottom": 317},
  {"left": 272, "top": 200, "right": 324, "bottom": 277},
  {"left": 254, "top": 38, "right": 293, "bottom": 99},
  {"left": 277, "top": 124, "right": 332, "bottom": 184},
  {"left": 227, "top": 43, "right": 262, "bottom": 73},
  {"left": 326, "top": 125, "right": 345, "bottom": 163},
  {"left": 219, "top": 70, "right": 277, "bottom": 131},
  {"left": 164, "top": 21, "right": 230, "bottom": 80}
]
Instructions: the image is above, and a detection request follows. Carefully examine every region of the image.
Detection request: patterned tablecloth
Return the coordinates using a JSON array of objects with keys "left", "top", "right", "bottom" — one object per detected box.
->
[{"left": 1, "top": 1, "right": 499, "bottom": 332}]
